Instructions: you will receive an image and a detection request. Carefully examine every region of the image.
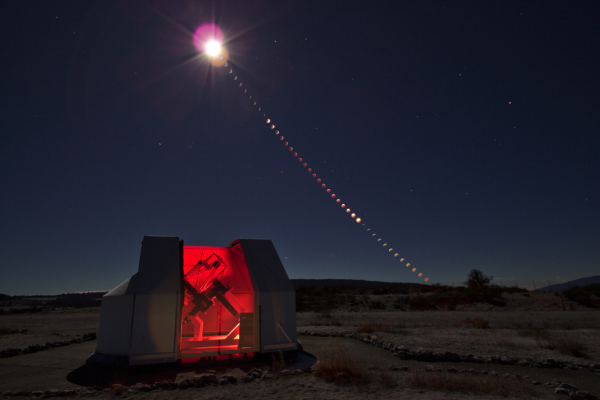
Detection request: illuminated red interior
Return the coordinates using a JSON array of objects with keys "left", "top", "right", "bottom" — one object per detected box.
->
[{"left": 180, "top": 243, "right": 256, "bottom": 357}]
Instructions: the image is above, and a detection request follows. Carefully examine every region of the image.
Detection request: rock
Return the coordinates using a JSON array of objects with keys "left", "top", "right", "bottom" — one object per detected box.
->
[
  {"left": 222, "top": 375, "right": 238, "bottom": 384},
  {"left": 572, "top": 391, "right": 600, "bottom": 400},
  {"left": 556, "top": 388, "right": 571, "bottom": 395},
  {"left": 558, "top": 383, "right": 579, "bottom": 392},
  {"left": 159, "top": 381, "right": 178, "bottom": 390},
  {"left": 570, "top": 395, "right": 588, "bottom": 400},
  {"left": 203, "top": 374, "right": 218, "bottom": 385},
  {"left": 388, "top": 364, "right": 400, "bottom": 371},
  {"left": 137, "top": 384, "right": 152, "bottom": 392},
  {"left": 261, "top": 371, "right": 275, "bottom": 380},
  {"left": 178, "top": 380, "right": 188, "bottom": 390},
  {"left": 218, "top": 377, "right": 230, "bottom": 385},
  {"left": 446, "top": 367, "right": 458, "bottom": 373},
  {"left": 443, "top": 351, "right": 460, "bottom": 362},
  {"left": 416, "top": 349, "right": 434, "bottom": 361},
  {"left": 250, "top": 368, "right": 263, "bottom": 378},
  {"left": 6, "top": 348, "right": 21, "bottom": 356},
  {"left": 168, "top": 382, "right": 179, "bottom": 390}
]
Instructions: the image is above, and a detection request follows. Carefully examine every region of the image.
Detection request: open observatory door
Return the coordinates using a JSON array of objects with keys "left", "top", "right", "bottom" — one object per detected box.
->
[{"left": 179, "top": 244, "right": 258, "bottom": 358}]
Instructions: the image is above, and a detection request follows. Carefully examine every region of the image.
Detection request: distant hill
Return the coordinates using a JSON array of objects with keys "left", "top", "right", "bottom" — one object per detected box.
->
[
  {"left": 0, "top": 292, "right": 107, "bottom": 310},
  {"left": 534, "top": 275, "right": 600, "bottom": 292},
  {"left": 291, "top": 279, "right": 419, "bottom": 289}
]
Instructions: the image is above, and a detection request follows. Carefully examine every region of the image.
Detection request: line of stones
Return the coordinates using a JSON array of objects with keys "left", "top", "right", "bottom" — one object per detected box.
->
[
  {"left": 0, "top": 368, "right": 304, "bottom": 398},
  {"left": 297, "top": 330, "right": 600, "bottom": 372},
  {"left": 0, "top": 333, "right": 97, "bottom": 359}
]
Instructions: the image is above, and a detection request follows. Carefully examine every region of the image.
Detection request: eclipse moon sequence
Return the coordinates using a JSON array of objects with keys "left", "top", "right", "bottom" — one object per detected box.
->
[{"left": 194, "top": 23, "right": 429, "bottom": 283}]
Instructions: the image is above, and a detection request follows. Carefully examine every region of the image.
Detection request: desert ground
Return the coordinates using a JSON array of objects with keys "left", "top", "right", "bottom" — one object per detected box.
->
[{"left": 1, "top": 292, "right": 599, "bottom": 399}]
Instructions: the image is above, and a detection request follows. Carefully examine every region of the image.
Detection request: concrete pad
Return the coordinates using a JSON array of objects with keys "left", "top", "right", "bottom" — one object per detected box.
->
[{"left": 0, "top": 342, "right": 96, "bottom": 391}]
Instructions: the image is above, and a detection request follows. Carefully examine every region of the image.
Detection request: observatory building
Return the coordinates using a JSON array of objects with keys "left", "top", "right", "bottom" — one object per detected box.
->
[{"left": 88, "top": 236, "right": 297, "bottom": 366}]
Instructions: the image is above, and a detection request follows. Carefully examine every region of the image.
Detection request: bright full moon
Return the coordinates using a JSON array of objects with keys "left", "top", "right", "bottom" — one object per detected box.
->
[{"left": 205, "top": 40, "right": 222, "bottom": 57}]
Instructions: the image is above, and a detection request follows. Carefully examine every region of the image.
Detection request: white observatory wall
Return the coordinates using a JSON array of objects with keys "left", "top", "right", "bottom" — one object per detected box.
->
[
  {"left": 95, "top": 277, "right": 136, "bottom": 355},
  {"left": 129, "top": 236, "right": 182, "bottom": 365},
  {"left": 238, "top": 239, "right": 297, "bottom": 352},
  {"left": 258, "top": 291, "right": 297, "bottom": 351}
]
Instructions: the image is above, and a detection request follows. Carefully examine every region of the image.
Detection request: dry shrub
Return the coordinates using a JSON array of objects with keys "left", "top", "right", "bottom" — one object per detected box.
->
[
  {"left": 410, "top": 371, "right": 536, "bottom": 396},
  {"left": 356, "top": 321, "right": 390, "bottom": 333},
  {"left": 313, "top": 347, "right": 369, "bottom": 385},
  {"left": 520, "top": 326, "right": 589, "bottom": 358},
  {"left": 109, "top": 383, "right": 126, "bottom": 396},
  {"left": 306, "top": 312, "right": 343, "bottom": 327},
  {"left": 271, "top": 350, "right": 286, "bottom": 374},
  {"left": 356, "top": 320, "right": 405, "bottom": 334},
  {"left": 536, "top": 333, "right": 589, "bottom": 358},
  {"left": 452, "top": 317, "right": 489, "bottom": 329},
  {"left": 493, "top": 337, "right": 526, "bottom": 349},
  {"left": 369, "top": 369, "right": 397, "bottom": 389},
  {"left": 518, "top": 325, "right": 551, "bottom": 341},
  {"left": 554, "top": 335, "right": 588, "bottom": 358}
]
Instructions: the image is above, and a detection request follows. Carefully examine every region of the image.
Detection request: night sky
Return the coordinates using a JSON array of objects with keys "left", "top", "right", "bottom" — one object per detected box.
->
[{"left": 1, "top": 1, "right": 599, "bottom": 295}]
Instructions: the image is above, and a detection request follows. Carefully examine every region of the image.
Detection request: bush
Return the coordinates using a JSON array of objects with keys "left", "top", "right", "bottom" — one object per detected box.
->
[
  {"left": 552, "top": 334, "right": 589, "bottom": 358},
  {"left": 369, "top": 299, "right": 386, "bottom": 310},
  {"left": 408, "top": 296, "right": 437, "bottom": 311},
  {"left": 535, "top": 332, "right": 589, "bottom": 358},
  {"left": 356, "top": 321, "right": 391, "bottom": 334},
  {"left": 392, "top": 296, "right": 407, "bottom": 310},
  {"left": 313, "top": 347, "right": 369, "bottom": 385},
  {"left": 563, "top": 284, "right": 600, "bottom": 308},
  {"left": 305, "top": 312, "right": 343, "bottom": 327},
  {"left": 465, "top": 269, "right": 492, "bottom": 289}
]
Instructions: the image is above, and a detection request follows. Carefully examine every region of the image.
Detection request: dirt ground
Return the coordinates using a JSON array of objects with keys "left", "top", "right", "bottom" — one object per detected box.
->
[{"left": 0, "top": 293, "right": 599, "bottom": 399}]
